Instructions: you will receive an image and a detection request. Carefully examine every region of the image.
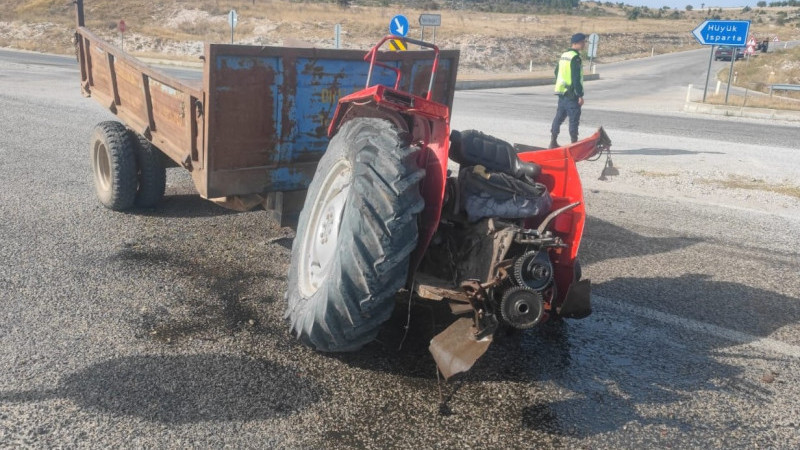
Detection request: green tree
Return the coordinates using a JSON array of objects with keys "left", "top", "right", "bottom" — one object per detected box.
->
[
  {"left": 756, "top": 1, "right": 767, "bottom": 6},
  {"left": 686, "top": 4, "right": 694, "bottom": 10}
]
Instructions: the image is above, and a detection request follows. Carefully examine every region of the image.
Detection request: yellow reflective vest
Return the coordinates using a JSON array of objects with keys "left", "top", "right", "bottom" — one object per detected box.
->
[{"left": 554, "top": 50, "right": 583, "bottom": 96}]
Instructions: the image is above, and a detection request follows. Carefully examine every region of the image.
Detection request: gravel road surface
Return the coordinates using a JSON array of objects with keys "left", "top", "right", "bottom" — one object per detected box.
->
[{"left": 1, "top": 47, "right": 799, "bottom": 448}]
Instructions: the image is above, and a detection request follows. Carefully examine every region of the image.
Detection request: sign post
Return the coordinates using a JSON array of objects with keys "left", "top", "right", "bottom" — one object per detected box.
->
[
  {"left": 419, "top": 13, "right": 441, "bottom": 46},
  {"left": 334, "top": 23, "right": 341, "bottom": 49},
  {"left": 691, "top": 19, "right": 750, "bottom": 104},
  {"left": 118, "top": 20, "right": 126, "bottom": 51},
  {"left": 587, "top": 33, "right": 599, "bottom": 72},
  {"left": 388, "top": 14, "right": 409, "bottom": 51},
  {"left": 228, "top": 9, "right": 238, "bottom": 44},
  {"left": 703, "top": 45, "right": 714, "bottom": 102}
]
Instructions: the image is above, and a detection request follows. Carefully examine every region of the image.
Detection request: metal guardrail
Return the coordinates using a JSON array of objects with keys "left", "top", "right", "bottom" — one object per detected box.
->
[{"left": 769, "top": 84, "right": 800, "bottom": 96}]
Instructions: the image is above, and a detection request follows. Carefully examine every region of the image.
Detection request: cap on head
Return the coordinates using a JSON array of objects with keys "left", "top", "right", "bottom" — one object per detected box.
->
[{"left": 571, "top": 33, "right": 587, "bottom": 44}]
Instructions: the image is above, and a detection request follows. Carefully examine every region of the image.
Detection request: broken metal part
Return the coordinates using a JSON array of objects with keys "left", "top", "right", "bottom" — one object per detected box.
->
[
  {"left": 557, "top": 279, "right": 592, "bottom": 319},
  {"left": 514, "top": 233, "right": 565, "bottom": 247},
  {"left": 448, "top": 300, "right": 473, "bottom": 315},
  {"left": 599, "top": 153, "right": 620, "bottom": 180},
  {"left": 414, "top": 273, "right": 470, "bottom": 302},
  {"left": 536, "top": 201, "right": 581, "bottom": 235},
  {"left": 500, "top": 286, "right": 544, "bottom": 329},
  {"left": 429, "top": 317, "right": 493, "bottom": 380}
]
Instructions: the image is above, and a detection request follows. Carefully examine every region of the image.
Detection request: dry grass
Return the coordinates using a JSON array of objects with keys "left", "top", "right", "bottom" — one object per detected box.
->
[
  {"left": 700, "top": 175, "right": 800, "bottom": 199},
  {"left": 718, "top": 46, "right": 800, "bottom": 98},
  {"left": 4, "top": 0, "right": 792, "bottom": 40},
  {"left": 2, "top": 0, "right": 799, "bottom": 73},
  {"left": 704, "top": 92, "right": 800, "bottom": 111}
]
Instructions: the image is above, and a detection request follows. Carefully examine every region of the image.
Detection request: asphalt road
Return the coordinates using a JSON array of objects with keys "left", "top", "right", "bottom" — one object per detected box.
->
[{"left": 1, "top": 46, "right": 799, "bottom": 448}]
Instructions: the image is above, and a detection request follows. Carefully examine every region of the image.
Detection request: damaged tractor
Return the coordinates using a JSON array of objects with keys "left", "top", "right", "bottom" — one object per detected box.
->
[{"left": 285, "top": 36, "right": 611, "bottom": 378}]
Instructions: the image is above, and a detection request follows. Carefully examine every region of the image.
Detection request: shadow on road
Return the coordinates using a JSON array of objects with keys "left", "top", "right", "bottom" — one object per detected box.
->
[
  {"left": 581, "top": 216, "right": 703, "bottom": 265},
  {"left": 0, "top": 355, "right": 324, "bottom": 424},
  {"left": 128, "top": 194, "right": 246, "bottom": 219},
  {"left": 612, "top": 147, "right": 725, "bottom": 156}
]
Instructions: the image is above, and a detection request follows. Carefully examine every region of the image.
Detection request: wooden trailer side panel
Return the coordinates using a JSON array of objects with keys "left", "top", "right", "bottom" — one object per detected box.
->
[{"left": 76, "top": 28, "right": 207, "bottom": 195}]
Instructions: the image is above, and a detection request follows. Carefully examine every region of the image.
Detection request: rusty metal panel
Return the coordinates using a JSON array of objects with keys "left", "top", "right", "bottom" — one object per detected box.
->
[
  {"left": 204, "top": 44, "right": 459, "bottom": 199},
  {"left": 208, "top": 54, "right": 282, "bottom": 171}
]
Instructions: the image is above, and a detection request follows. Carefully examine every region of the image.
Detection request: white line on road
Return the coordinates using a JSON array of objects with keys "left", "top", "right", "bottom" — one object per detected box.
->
[{"left": 595, "top": 295, "right": 800, "bottom": 359}]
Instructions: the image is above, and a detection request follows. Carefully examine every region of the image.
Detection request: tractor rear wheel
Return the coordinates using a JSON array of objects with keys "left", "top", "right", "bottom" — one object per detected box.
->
[{"left": 285, "top": 118, "right": 425, "bottom": 352}]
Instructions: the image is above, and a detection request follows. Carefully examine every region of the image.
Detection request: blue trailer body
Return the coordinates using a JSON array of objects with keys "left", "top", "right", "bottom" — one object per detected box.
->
[{"left": 203, "top": 44, "right": 459, "bottom": 199}]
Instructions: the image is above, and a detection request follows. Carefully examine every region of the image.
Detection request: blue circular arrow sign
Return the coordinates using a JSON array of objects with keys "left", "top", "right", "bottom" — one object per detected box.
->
[{"left": 389, "top": 14, "right": 409, "bottom": 37}]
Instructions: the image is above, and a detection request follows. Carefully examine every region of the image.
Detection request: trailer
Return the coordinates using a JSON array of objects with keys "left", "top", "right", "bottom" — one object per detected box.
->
[{"left": 74, "top": 0, "right": 458, "bottom": 225}]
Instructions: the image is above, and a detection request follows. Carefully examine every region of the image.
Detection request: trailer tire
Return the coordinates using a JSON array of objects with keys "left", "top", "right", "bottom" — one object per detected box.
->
[
  {"left": 130, "top": 131, "right": 166, "bottom": 208},
  {"left": 90, "top": 121, "right": 138, "bottom": 211},
  {"left": 285, "top": 118, "right": 425, "bottom": 352}
]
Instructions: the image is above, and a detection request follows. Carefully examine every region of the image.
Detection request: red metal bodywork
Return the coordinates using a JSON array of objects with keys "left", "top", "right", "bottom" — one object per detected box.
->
[
  {"left": 328, "top": 36, "right": 604, "bottom": 307},
  {"left": 517, "top": 128, "right": 606, "bottom": 306}
]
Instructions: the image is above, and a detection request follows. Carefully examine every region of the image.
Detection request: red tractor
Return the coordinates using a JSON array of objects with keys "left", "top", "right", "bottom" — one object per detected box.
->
[{"left": 285, "top": 36, "right": 611, "bottom": 378}]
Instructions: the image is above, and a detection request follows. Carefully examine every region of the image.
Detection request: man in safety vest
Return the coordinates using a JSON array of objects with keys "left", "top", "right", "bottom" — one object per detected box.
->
[{"left": 549, "top": 33, "right": 586, "bottom": 148}]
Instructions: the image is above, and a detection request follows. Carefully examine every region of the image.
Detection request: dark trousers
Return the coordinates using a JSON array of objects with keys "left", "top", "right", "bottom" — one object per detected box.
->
[{"left": 550, "top": 95, "right": 581, "bottom": 143}]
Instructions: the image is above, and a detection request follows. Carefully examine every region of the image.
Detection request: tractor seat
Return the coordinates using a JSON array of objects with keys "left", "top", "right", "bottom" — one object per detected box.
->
[{"left": 449, "top": 130, "right": 541, "bottom": 181}]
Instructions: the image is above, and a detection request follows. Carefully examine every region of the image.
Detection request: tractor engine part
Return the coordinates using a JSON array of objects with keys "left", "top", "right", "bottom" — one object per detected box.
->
[
  {"left": 513, "top": 251, "right": 553, "bottom": 291},
  {"left": 459, "top": 165, "right": 552, "bottom": 222},
  {"left": 449, "top": 130, "right": 541, "bottom": 180},
  {"left": 500, "top": 286, "right": 544, "bottom": 329}
]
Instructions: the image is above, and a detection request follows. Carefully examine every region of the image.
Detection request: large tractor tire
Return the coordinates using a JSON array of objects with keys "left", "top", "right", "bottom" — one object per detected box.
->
[
  {"left": 90, "top": 121, "right": 138, "bottom": 211},
  {"left": 285, "top": 118, "right": 425, "bottom": 352},
  {"left": 129, "top": 131, "right": 166, "bottom": 208}
]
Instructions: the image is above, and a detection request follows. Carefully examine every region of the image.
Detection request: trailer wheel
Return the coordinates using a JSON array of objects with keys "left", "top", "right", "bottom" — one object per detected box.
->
[
  {"left": 130, "top": 131, "right": 166, "bottom": 208},
  {"left": 90, "top": 121, "right": 138, "bottom": 211},
  {"left": 285, "top": 118, "right": 425, "bottom": 352}
]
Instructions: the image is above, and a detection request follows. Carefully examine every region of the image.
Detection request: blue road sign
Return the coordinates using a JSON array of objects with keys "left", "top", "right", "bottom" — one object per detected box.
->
[
  {"left": 389, "top": 14, "right": 409, "bottom": 37},
  {"left": 692, "top": 20, "right": 750, "bottom": 47}
]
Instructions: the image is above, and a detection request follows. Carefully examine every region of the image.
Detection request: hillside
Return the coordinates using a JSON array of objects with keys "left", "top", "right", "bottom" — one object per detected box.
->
[{"left": 1, "top": 0, "right": 798, "bottom": 74}]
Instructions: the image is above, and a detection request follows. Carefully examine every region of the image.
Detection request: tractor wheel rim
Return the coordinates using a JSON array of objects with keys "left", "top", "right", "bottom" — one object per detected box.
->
[
  {"left": 298, "top": 159, "right": 352, "bottom": 297},
  {"left": 94, "top": 142, "right": 111, "bottom": 192}
]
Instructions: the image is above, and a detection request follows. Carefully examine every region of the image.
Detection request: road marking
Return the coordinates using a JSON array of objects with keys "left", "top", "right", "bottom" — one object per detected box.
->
[{"left": 595, "top": 295, "right": 800, "bottom": 359}]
